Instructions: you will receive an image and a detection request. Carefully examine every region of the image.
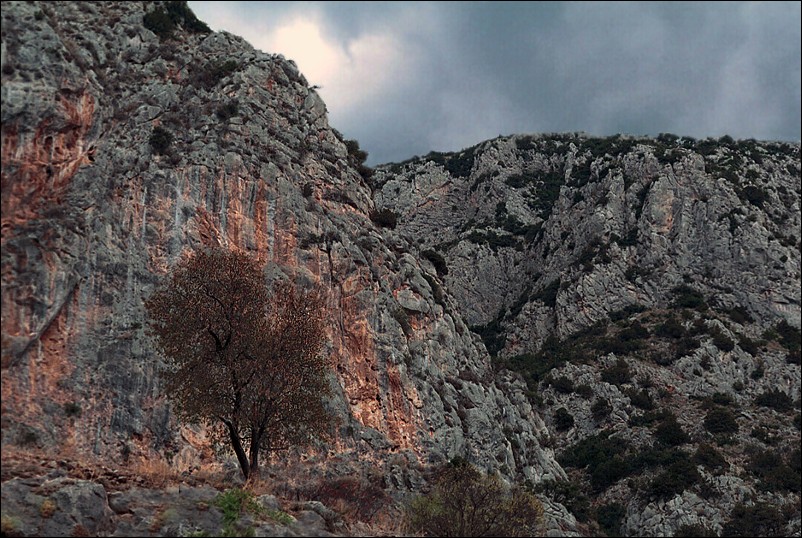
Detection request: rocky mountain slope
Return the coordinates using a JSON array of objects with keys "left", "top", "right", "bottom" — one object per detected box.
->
[
  {"left": 1, "top": 1, "right": 800, "bottom": 537},
  {"left": 1, "top": 2, "right": 571, "bottom": 533},
  {"left": 373, "top": 133, "right": 801, "bottom": 535}
]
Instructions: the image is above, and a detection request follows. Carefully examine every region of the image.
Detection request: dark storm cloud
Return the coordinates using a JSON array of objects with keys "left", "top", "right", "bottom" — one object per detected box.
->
[{"left": 189, "top": 1, "right": 801, "bottom": 165}]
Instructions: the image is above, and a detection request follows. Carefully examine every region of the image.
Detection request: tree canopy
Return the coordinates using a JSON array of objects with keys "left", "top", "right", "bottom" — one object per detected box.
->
[{"left": 145, "top": 247, "right": 333, "bottom": 479}]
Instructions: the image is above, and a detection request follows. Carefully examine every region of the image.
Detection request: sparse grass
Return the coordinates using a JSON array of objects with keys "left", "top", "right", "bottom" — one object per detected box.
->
[
  {"left": 214, "top": 488, "right": 265, "bottom": 537},
  {"left": 149, "top": 506, "right": 169, "bottom": 532},
  {"left": 39, "top": 498, "right": 57, "bottom": 518},
  {"left": 1, "top": 514, "right": 21, "bottom": 536},
  {"left": 267, "top": 509, "right": 294, "bottom": 525},
  {"left": 131, "top": 455, "right": 179, "bottom": 488}
]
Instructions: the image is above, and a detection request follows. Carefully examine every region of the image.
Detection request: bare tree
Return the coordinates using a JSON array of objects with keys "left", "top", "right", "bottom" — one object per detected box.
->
[{"left": 145, "top": 247, "right": 332, "bottom": 479}]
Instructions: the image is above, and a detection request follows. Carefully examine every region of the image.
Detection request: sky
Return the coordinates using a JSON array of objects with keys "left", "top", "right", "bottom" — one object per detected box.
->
[{"left": 188, "top": 1, "right": 802, "bottom": 165}]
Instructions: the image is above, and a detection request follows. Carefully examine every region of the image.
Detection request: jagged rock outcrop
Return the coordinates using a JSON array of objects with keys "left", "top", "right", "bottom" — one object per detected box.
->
[
  {"left": 374, "top": 133, "right": 801, "bottom": 535},
  {"left": 374, "top": 133, "right": 800, "bottom": 344},
  {"left": 0, "top": 0, "right": 565, "bottom": 505}
]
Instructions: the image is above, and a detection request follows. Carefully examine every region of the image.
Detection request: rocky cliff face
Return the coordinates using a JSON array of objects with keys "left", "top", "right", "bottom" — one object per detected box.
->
[
  {"left": 1, "top": 0, "right": 564, "bottom": 500},
  {"left": 2, "top": 2, "right": 800, "bottom": 537},
  {"left": 374, "top": 133, "right": 801, "bottom": 535}
]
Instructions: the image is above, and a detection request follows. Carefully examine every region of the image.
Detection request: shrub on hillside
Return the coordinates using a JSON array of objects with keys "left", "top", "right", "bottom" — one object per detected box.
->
[
  {"left": 643, "top": 459, "right": 700, "bottom": 500},
  {"left": 149, "top": 126, "right": 173, "bottom": 155},
  {"left": 596, "top": 502, "right": 626, "bottom": 536},
  {"left": 554, "top": 407, "right": 575, "bottom": 432},
  {"left": 654, "top": 415, "right": 690, "bottom": 446},
  {"left": 672, "top": 285, "right": 708, "bottom": 311},
  {"left": 754, "top": 389, "right": 794, "bottom": 412},
  {"left": 704, "top": 407, "right": 739, "bottom": 435},
  {"left": 405, "top": 459, "right": 544, "bottom": 537},
  {"left": 722, "top": 502, "right": 786, "bottom": 537},
  {"left": 601, "top": 358, "right": 632, "bottom": 386},
  {"left": 143, "top": 1, "right": 211, "bottom": 39},
  {"left": 693, "top": 443, "right": 728, "bottom": 474},
  {"left": 369, "top": 209, "right": 398, "bottom": 229}
]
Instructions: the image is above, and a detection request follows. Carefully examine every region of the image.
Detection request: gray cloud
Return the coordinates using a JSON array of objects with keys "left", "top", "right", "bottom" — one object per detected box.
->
[{"left": 189, "top": 1, "right": 801, "bottom": 165}]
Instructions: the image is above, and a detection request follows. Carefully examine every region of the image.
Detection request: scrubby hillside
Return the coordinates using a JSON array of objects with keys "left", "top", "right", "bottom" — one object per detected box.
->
[{"left": 373, "top": 132, "right": 801, "bottom": 535}]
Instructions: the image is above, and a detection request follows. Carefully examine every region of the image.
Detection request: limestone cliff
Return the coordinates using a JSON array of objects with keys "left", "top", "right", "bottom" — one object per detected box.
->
[{"left": 1, "top": 0, "right": 563, "bottom": 498}]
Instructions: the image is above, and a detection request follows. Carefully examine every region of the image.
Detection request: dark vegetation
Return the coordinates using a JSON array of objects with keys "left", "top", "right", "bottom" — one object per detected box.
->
[
  {"left": 149, "top": 126, "right": 173, "bottom": 155},
  {"left": 425, "top": 145, "right": 479, "bottom": 178},
  {"left": 369, "top": 208, "right": 398, "bottom": 229},
  {"left": 344, "top": 138, "right": 374, "bottom": 181},
  {"left": 143, "top": 1, "right": 211, "bottom": 39},
  {"left": 405, "top": 458, "right": 544, "bottom": 537}
]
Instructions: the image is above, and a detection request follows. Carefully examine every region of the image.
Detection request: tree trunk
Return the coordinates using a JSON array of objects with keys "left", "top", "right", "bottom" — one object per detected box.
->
[
  {"left": 225, "top": 421, "right": 250, "bottom": 479},
  {"left": 248, "top": 427, "right": 261, "bottom": 480}
]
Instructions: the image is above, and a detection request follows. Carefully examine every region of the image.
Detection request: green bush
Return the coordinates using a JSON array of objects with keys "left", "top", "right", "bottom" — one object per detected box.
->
[
  {"left": 654, "top": 415, "right": 690, "bottom": 446},
  {"left": 671, "top": 285, "right": 707, "bottom": 311},
  {"left": 740, "top": 185, "right": 768, "bottom": 208},
  {"left": 444, "top": 146, "right": 478, "bottom": 178},
  {"left": 149, "top": 126, "right": 173, "bottom": 155},
  {"left": 747, "top": 447, "right": 801, "bottom": 493},
  {"left": 143, "top": 7, "right": 176, "bottom": 38},
  {"left": 405, "top": 460, "right": 544, "bottom": 537},
  {"left": 575, "top": 383, "right": 593, "bottom": 398},
  {"left": 596, "top": 502, "right": 626, "bottom": 536},
  {"left": 601, "top": 359, "right": 632, "bottom": 386},
  {"left": 591, "top": 399, "right": 611, "bottom": 420},
  {"left": 369, "top": 208, "right": 398, "bottom": 229},
  {"left": 775, "top": 319, "right": 801, "bottom": 351},
  {"left": 344, "top": 139, "right": 368, "bottom": 164},
  {"left": 143, "top": 1, "right": 210, "bottom": 39},
  {"left": 721, "top": 305, "right": 754, "bottom": 325},
  {"left": 554, "top": 407, "right": 575, "bottom": 432},
  {"left": 533, "top": 479, "right": 590, "bottom": 522},
  {"left": 704, "top": 407, "right": 739, "bottom": 434},
  {"left": 674, "top": 336, "right": 701, "bottom": 360},
  {"left": 559, "top": 432, "right": 633, "bottom": 492},
  {"left": 722, "top": 502, "right": 786, "bottom": 537},
  {"left": 708, "top": 392, "right": 735, "bottom": 407},
  {"left": 754, "top": 389, "right": 794, "bottom": 412},
  {"left": 628, "top": 409, "right": 670, "bottom": 427},
  {"left": 644, "top": 459, "right": 700, "bottom": 500},
  {"left": 191, "top": 60, "right": 239, "bottom": 90},
  {"left": 693, "top": 443, "right": 728, "bottom": 473},
  {"left": 344, "top": 138, "right": 374, "bottom": 180},
  {"left": 214, "top": 488, "right": 263, "bottom": 535},
  {"left": 710, "top": 327, "right": 735, "bottom": 352},
  {"left": 549, "top": 375, "right": 575, "bottom": 394},
  {"left": 625, "top": 388, "right": 654, "bottom": 410},
  {"left": 590, "top": 457, "right": 632, "bottom": 493},
  {"left": 216, "top": 100, "right": 239, "bottom": 121}
]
